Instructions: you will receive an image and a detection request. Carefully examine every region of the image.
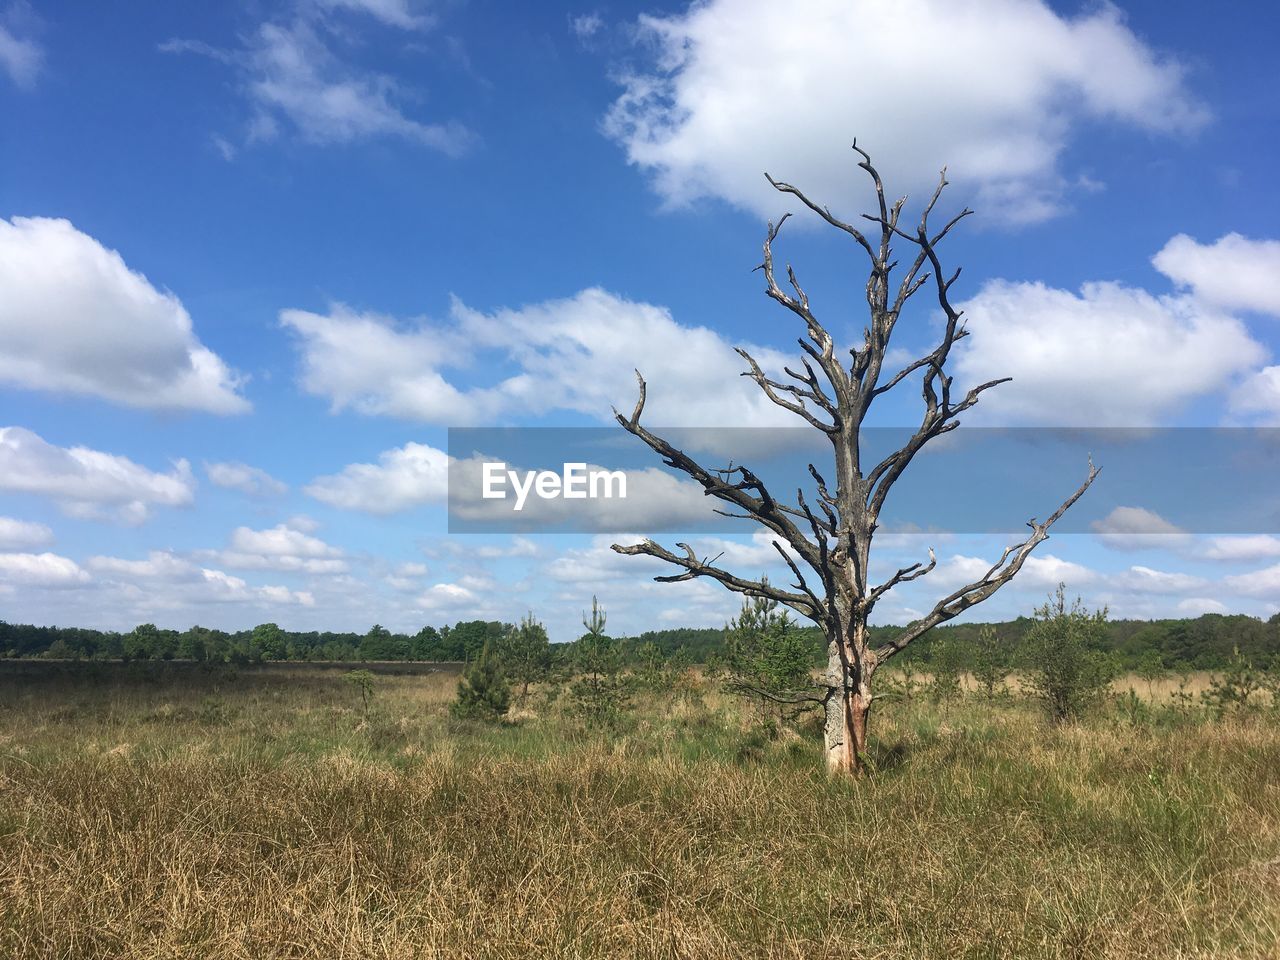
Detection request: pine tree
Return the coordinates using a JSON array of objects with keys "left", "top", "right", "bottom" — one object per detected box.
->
[
  {"left": 569, "top": 597, "right": 629, "bottom": 730},
  {"left": 724, "top": 591, "right": 818, "bottom": 724},
  {"left": 498, "top": 613, "right": 552, "bottom": 700},
  {"left": 452, "top": 638, "right": 511, "bottom": 721}
]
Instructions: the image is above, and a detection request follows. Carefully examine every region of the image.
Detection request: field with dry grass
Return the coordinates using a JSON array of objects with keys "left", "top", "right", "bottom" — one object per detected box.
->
[{"left": 1, "top": 661, "right": 1278, "bottom": 959}]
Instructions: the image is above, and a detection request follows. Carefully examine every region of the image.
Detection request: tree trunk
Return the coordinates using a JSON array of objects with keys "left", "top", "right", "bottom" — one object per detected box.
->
[{"left": 823, "top": 631, "right": 873, "bottom": 777}]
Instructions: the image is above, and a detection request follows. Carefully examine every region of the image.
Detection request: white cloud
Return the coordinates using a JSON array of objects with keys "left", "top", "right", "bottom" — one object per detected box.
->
[
  {"left": 1090, "top": 506, "right": 1190, "bottom": 551},
  {"left": 1153, "top": 234, "right": 1280, "bottom": 316},
  {"left": 1202, "top": 535, "right": 1280, "bottom": 563},
  {"left": 285, "top": 288, "right": 797, "bottom": 428},
  {"left": 306, "top": 442, "right": 449, "bottom": 514},
  {"left": 1176, "top": 597, "right": 1227, "bottom": 616},
  {"left": 86, "top": 548, "right": 315, "bottom": 608},
  {"left": 219, "top": 521, "right": 348, "bottom": 574},
  {"left": 1112, "top": 565, "right": 1207, "bottom": 595},
  {"left": 955, "top": 280, "right": 1264, "bottom": 426},
  {"left": 0, "top": 516, "right": 53, "bottom": 550},
  {"left": 0, "top": 427, "right": 195, "bottom": 523},
  {"left": 0, "top": 217, "right": 248, "bottom": 413},
  {"left": 0, "top": 20, "right": 41, "bottom": 88},
  {"left": 603, "top": 0, "right": 1206, "bottom": 225},
  {"left": 162, "top": 6, "right": 469, "bottom": 154},
  {"left": 1230, "top": 366, "right": 1280, "bottom": 425},
  {"left": 931, "top": 551, "right": 1096, "bottom": 594},
  {"left": 205, "top": 461, "right": 288, "bottom": 497},
  {"left": 190, "top": 568, "right": 314, "bottom": 607},
  {"left": 87, "top": 550, "right": 197, "bottom": 580},
  {"left": 0, "top": 551, "right": 88, "bottom": 587},
  {"left": 1224, "top": 563, "right": 1280, "bottom": 598},
  {"left": 474, "top": 536, "right": 538, "bottom": 559},
  {"left": 416, "top": 581, "right": 478, "bottom": 611}
]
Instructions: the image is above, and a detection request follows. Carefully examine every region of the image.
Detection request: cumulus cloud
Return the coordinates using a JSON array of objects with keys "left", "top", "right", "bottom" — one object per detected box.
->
[
  {"left": 0, "top": 516, "right": 53, "bottom": 550},
  {"left": 205, "top": 461, "right": 288, "bottom": 497},
  {"left": 416, "top": 581, "right": 479, "bottom": 612},
  {"left": 0, "top": 551, "right": 89, "bottom": 587},
  {"left": 0, "top": 217, "right": 248, "bottom": 413},
  {"left": 285, "top": 288, "right": 796, "bottom": 427},
  {"left": 86, "top": 549, "right": 314, "bottom": 609},
  {"left": 1202, "top": 535, "right": 1280, "bottom": 563},
  {"left": 1224, "top": 562, "right": 1280, "bottom": 598},
  {"left": 219, "top": 521, "right": 348, "bottom": 574},
  {"left": 603, "top": 0, "right": 1206, "bottom": 225},
  {"left": 1230, "top": 366, "right": 1280, "bottom": 425},
  {"left": 306, "top": 442, "right": 449, "bottom": 514},
  {"left": 1153, "top": 234, "right": 1280, "bottom": 316},
  {"left": 0, "top": 427, "right": 195, "bottom": 524},
  {"left": 1090, "top": 506, "right": 1190, "bottom": 551},
  {"left": 954, "top": 280, "right": 1264, "bottom": 426},
  {"left": 1176, "top": 597, "right": 1228, "bottom": 616},
  {"left": 1111, "top": 565, "right": 1207, "bottom": 595},
  {"left": 162, "top": 3, "right": 469, "bottom": 154},
  {"left": 88, "top": 550, "right": 195, "bottom": 580}
]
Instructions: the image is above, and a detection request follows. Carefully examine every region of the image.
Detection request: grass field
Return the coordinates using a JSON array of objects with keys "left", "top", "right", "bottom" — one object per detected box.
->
[{"left": 1, "top": 661, "right": 1278, "bottom": 959}]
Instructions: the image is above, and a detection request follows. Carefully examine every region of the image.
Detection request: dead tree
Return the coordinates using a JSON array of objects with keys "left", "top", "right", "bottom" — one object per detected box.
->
[{"left": 612, "top": 143, "right": 1098, "bottom": 777}]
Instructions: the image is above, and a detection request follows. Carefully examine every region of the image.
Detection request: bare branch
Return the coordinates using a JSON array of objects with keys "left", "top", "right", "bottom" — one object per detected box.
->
[
  {"left": 873, "top": 458, "right": 1101, "bottom": 661},
  {"left": 868, "top": 547, "right": 936, "bottom": 604},
  {"left": 612, "top": 373, "right": 826, "bottom": 577},
  {"left": 612, "top": 539, "right": 824, "bottom": 623},
  {"left": 737, "top": 348, "right": 837, "bottom": 432}
]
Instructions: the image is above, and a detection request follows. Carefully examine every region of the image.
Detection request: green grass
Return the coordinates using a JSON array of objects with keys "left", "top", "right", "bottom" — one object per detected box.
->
[{"left": 0, "top": 662, "right": 1277, "bottom": 958}]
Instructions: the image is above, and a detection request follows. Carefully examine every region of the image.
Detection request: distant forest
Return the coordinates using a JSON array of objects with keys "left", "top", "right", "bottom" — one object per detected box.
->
[{"left": 2, "top": 611, "right": 1278, "bottom": 671}]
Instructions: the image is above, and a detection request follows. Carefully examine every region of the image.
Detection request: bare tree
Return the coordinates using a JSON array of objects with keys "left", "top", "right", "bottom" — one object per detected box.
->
[{"left": 612, "top": 143, "right": 1098, "bottom": 777}]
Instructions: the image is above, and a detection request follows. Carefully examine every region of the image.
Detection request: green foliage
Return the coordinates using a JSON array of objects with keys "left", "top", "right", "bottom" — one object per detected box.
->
[
  {"left": 343, "top": 669, "right": 376, "bottom": 716},
  {"left": 252, "top": 623, "right": 287, "bottom": 660},
  {"left": 970, "top": 626, "right": 1009, "bottom": 701},
  {"left": 1201, "top": 647, "right": 1265, "bottom": 717},
  {"left": 497, "top": 613, "right": 552, "bottom": 699},
  {"left": 452, "top": 639, "right": 510, "bottom": 722},
  {"left": 632, "top": 640, "right": 665, "bottom": 688},
  {"left": 359, "top": 624, "right": 409, "bottom": 661},
  {"left": 1021, "top": 584, "right": 1114, "bottom": 725},
  {"left": 723, "top": 592, "right": 817, "bottom": 723},
  {"left": 569, "top": 597, "right": 630, "bottom": 730},
  {"left": 927, "top": 637, "right": 963, "bottom": 706}
]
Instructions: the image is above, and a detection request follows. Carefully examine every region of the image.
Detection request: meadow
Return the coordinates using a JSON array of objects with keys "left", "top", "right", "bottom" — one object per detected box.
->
[{"left": 0, "top": 661, "right": 1277, "bottom": 959}]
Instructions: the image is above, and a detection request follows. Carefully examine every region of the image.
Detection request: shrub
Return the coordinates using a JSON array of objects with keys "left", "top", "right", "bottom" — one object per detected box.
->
[
  {"left": 452, "top": 640, "right": 511, "bottom": 722},
  {"left": 1022, "top": 584, "right": 1113, "bottom": 725}
]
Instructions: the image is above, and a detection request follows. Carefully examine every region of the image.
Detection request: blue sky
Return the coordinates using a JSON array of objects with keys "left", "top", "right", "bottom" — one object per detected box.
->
[{"left": 1, "top": 0, "right": 1278, "bottom": 641}]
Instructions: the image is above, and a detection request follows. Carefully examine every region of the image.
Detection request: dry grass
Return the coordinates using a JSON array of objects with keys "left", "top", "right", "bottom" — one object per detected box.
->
[{"left": 0, "top": 662, "right": 1278, "bottom": 959}]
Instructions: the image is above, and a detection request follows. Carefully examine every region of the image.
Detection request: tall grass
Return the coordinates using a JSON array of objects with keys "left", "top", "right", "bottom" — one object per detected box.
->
[{"left": 0, "top": 662, "right": 1277, "bottom": 958}]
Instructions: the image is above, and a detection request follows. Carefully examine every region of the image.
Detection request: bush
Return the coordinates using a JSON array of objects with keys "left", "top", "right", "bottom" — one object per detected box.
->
[
  {"left": 1022, "top": 584, "right": 1113, "bottom": 725},
  {"left": 452, "top": 640, "right": 510, "bottom": 722},
  {"left": 723, "top": 592, "right": 817, "bottom": 725},
  {"left": 970, "top": 626, "right": 1009, "bottom": 701}
]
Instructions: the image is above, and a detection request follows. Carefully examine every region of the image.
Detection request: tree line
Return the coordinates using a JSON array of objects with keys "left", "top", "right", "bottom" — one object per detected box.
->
[{"left": 4, "top": 607, "right": 1276, "bottom": 673}]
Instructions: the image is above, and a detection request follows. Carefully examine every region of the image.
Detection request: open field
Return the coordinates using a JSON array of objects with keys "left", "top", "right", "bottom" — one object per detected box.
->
[{"left": 1, "top": 662, "right": 1278, "bottom": 959}]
